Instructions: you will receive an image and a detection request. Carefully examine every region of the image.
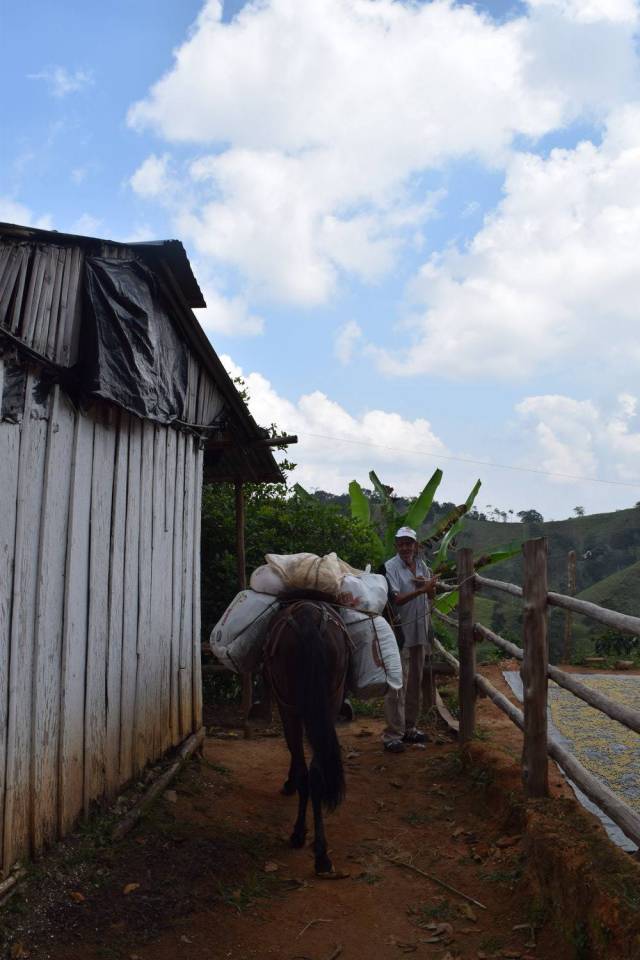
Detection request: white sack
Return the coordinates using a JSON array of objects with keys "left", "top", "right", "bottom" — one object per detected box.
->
[
  {"left": 343, "top": 609, "right": 402, "bottom": 699},
  {"left": 249, "top": 564, "right": 287, "bottom": 596},
  {"left": 340, "top": 573, "right": 388, "bottom": 615},
  {"left": 209, "top": 590, "right": 279, "bottom": 673},
  {"left": 265, "top": 551, "right": 346, "bottom": 595}
]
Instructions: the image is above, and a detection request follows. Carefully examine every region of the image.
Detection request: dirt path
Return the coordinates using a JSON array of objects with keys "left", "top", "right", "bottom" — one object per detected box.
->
[{"left": 1, "top": 665, "right": 578, "bottom": 960}]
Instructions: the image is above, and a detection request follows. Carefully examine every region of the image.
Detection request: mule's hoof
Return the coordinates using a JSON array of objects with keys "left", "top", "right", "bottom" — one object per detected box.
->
[
  {"left": 315, "top": 867, "right": 350, "bottom": 880},
  {"left": 290, "top": 831, "right": 306, "bottom": 849},
  {"left": 280, "top": 780, "right": 296, "bottom": 796}
]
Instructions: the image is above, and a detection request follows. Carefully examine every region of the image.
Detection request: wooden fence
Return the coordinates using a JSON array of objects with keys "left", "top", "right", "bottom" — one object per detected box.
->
[{"left": 433, "top": 538, "right": 640, "bottom": 849}]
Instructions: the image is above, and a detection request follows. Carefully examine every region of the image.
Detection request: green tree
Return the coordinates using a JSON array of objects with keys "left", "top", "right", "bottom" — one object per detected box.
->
[
  {"left": 201, "top": 482, "right": 381, "bottom": 640},
  {"left": 517, "top": 509, "right": 544, "bottom": 524}
]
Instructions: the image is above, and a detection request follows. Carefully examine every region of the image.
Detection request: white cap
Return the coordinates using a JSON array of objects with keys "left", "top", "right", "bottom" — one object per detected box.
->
[{"left": 395, "top": 526, "right": 417, "bottom": 541}]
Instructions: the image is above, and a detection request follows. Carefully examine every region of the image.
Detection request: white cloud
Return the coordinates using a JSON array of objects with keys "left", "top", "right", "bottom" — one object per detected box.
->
[
  {"left": 334, "top": 320, "right": 363, "bottom": 365},
  {"left": 526, "top": 0, "right": 639, "bottom": 25},
  {"left": 516, "top": 392, "right": 640, "bottom": 484},
  {"left": 71, "top": 167, "right": 87, "bottom": 184},
  {"left": 219, "top": 357, "right": 640, "bottom": 514},
  {"left": 129, "top": 154, "right": 174, "bottom": 199},
  {"left": 195, "top": 285, "right": 264, "bottom": 337},
  {"left": 70, "top": 213, "right": 102, "bottom": 236},
  {"left": 220, "top": 354, "right": 450, "bottom": 495},
  {"left": 29, "top": 66, "right": 93, "bottom": 98},
  {"left": 126, "top": 0, "right": 639, "bottom": 306},
  {"left": 0, "top": 196, "right": 52, "bottom": 230},
  {"left": 373, "top": 104, "right": 640, "bottom": 383}
]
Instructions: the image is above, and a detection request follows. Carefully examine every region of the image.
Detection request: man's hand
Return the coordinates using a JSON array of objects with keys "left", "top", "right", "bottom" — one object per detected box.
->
[{"left": 413, "top": 575, "right": 438, "bottom": 598}]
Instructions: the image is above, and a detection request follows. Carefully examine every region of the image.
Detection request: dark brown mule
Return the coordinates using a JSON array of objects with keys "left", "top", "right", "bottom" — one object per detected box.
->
[{"left": 264, "top": 597, "right": 350, "bottom": 876}]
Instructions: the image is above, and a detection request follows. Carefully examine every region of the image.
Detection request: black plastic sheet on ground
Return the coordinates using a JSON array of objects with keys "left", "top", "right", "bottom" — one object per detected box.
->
[{"left": 82, "top": 256, "right": 189, "bottom": 424}]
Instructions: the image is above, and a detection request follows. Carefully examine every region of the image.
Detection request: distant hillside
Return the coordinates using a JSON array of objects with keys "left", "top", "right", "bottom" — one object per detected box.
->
[
  {"left": 312, "top": 490, "right": 640, "bottom": 661},
  {"left": 449, "top": 508, "right": 640, "bottom": 660},
  {"left": 562, "top": 560, "right": 640, "bottom": 659},
  {"left": 577, "top": 558, "right": 640, "bottom": 615}
]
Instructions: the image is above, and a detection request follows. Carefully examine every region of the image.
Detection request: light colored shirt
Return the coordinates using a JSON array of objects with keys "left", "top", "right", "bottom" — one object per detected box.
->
[{"left": 384, "top": 554, "right": 432, "bottom": 648}]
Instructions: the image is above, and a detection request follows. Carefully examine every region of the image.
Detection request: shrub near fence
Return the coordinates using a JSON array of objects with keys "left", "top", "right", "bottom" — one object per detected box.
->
[{"left": 433, "top": 539, "right": 640, "bottom": 849}]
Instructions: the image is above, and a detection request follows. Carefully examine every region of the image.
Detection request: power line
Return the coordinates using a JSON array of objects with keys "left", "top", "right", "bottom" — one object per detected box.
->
[{"left": 298, "top": 431, "right": 640, "bottom": 490}]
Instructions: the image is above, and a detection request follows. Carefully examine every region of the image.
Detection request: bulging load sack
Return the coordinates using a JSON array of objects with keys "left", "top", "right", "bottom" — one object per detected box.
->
[
  {"left": 249, "top": 563, "right": 287, "bottom": 596},
  {"left": 343, "top": 609, "right": 402, "bottom": 699},
  {"left": 266, "top": 551, "right": 348, "bottom": 596},
  {"left": 340, "top": 573, "right": 388, "bottom": 615},
  {"left": 209, "top": 590, "right": 279, "bottom": 673}
]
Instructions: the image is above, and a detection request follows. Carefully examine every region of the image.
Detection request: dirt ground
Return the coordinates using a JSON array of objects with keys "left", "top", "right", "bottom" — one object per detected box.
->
[{"left": 0, "top": 663, "right": 634, "bottom": 960}]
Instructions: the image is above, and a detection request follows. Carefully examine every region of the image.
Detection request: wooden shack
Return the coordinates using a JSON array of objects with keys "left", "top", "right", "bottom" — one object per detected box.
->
[{"left": 0, "top": 222, "right": 283, "bottom": 873}]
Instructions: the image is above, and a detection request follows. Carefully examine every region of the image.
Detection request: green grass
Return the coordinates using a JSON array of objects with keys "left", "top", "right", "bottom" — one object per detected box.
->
[
  {"left": 215, "top": 871, "right": 279, "bottom": 912},
  {"left": 355, "top": 872, "right": 382, "bottom": 885},
  {"left": 403, "top": 811, "right": 430, "bottom": 827},
  {"left": 408, "top": 899, "right": 455, "bottom": 924},
  {"left": 351, "top": 697, "right": 384, "bottom": 719}
]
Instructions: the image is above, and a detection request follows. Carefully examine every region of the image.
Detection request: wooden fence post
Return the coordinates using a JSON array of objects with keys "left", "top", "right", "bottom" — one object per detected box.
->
[
  {"left": 457, "top": 548, "right": 476, "bottom": 746},
  {"left": 235, "top": 480, "right": 252, "bottom": 732},
  {"left": 521, "top": 537, "right": 549, "bottom": 798},
  {"left": 562, "top": 549, "right": 576, "bottom": 664}
]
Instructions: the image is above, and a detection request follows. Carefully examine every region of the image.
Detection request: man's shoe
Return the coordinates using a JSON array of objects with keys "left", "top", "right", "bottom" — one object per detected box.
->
[
  {"left": 403, "top": 729, "right": 426, "bottom": 744},
  {"left": 384, "top": 739, "right": 406, "bottom": 754}
]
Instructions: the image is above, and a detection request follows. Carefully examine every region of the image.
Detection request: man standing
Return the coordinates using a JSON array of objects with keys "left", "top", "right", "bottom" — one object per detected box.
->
[{"left": 383, "top": 526, "right": 437, "bottom": 753}]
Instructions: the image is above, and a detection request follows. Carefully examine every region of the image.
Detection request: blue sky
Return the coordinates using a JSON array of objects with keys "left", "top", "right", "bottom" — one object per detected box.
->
[{"left": 2, "top": 0, "right": 640, "bottom": 518}]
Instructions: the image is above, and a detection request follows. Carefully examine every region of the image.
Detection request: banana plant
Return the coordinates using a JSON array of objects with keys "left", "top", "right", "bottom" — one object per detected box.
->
[
  {"left": 433, "top": 539, "right": 522, "bottom": 614},
  {"left": 349, "top": 468, "right": 444, "bottom": 559}
]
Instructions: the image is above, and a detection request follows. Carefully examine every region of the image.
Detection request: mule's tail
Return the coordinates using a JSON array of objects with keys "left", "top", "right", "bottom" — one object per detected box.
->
[{"left": 296, "top": 608, "right": 345, "bottom": 811}]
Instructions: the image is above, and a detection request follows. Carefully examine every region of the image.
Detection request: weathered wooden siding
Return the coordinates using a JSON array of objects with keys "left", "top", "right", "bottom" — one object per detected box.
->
[{"left": 0, "top": 358, "right": 204, "bottom": 874}]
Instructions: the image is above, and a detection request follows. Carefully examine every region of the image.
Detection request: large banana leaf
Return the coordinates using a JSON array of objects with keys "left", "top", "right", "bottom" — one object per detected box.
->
[
  {"left": 422, "top": 478, "right": 482, "bottom": 543},
  {"left": 368, "top": 469, "right": 392, "bottom": 505},
  {"left": 472, "top": 541, "right": 522, "bottom": 571},
  {"left": 348, "top": 479, "right": 371, "bottom": 525},
  {"left": 369, "top": 470, "right": 403, "bottom": 557},
  {"left": 404, "top": 468, "right": 443, "bottom": 532},
  {"left": 292, "top": 482, "right": 314, "bottom": 501},
  {"left": 464, "top": 478, "right": 482, "bottom": 510},
  {"left": 429, "top": 540, "right": 522, "bottom": 582},
  {"left": 434, "top": 589, "right": 460, "bottom": 615},
  {"left": 432, "top": 517, "right": 465, "bottom": 573}
]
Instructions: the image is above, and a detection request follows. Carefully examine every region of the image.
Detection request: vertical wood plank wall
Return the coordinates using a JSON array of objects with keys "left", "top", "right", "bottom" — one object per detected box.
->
[{"left": 0, "top": 357, "right": 204, "bottom": 874}]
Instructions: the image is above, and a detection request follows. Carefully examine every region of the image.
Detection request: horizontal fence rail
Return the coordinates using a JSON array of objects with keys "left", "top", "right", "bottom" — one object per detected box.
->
[
  {"left": 471, "top": 623, "right": 640, "bottom": 737},
  {"left": 547, "top": 592, "right": 640, "bottom": 637},
  {"left": 433, "top": 540, "right": 640, "bottom": 852},
  {"left": 473, "top": 574, "right": 523, "bottom": 598}
]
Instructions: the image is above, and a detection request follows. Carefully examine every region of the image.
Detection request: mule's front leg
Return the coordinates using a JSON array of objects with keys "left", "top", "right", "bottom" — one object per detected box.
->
[{"left": 310, "top": 759, "right": 333, "bottom": 875}]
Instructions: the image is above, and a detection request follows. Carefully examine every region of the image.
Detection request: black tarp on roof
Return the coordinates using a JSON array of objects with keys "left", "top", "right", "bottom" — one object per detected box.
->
[{"left": 0, "top": 222, "right": 288, "bottom": 483}]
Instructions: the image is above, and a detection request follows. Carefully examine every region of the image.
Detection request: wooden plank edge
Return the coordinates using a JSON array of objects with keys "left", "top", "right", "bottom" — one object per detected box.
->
[
  {"left": 110, "top": 726, "right": 205, "bottom": 843},
  {"left": 435, "top": 690, "right": 459, "bottom": 736},
  {"left": 0, "top": 867, "right": 27, "bottom": 908}
]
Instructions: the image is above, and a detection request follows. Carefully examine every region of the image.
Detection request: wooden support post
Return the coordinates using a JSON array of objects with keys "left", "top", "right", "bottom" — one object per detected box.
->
[
  {"left": 521, "top": 537, "right": 549, "bottom": 798},
  {"left": 457, "top": 548, "right": 476, "bottom": 747},
  {"left": 235, "top": 480, "right": 252, "bottom": 733},
  {"left": 422, "top": 662, "right": 437, "bottom": 713},
  {"left": 562, "top": 549, "right": 576, "bottom": 664}
]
